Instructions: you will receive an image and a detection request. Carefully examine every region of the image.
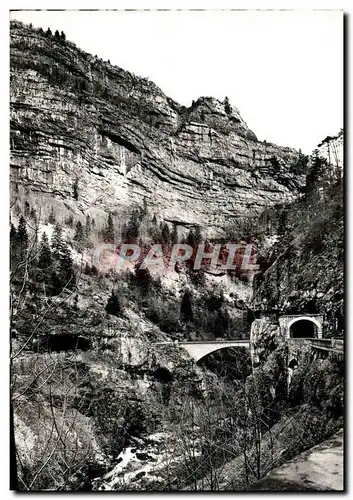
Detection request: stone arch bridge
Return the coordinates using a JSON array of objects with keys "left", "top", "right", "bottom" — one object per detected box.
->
[
  {"left": 173, "top": 340, "right": 250, "bottom": 363},
  {"left": 154, "top": 314, "right": 325, "bottom": 363}
]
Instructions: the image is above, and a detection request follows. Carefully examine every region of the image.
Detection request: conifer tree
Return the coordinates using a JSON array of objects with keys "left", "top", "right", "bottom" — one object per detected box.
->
[
  {"left": 51, "top": 223, "right": 74, "bottom": 291},
  {"left": 187, "top": 227, "right": 203, "bottom": 250},
  {"left": 171, "top": 224, "right": 178, "bottom": 245},
  {"left": 104, "top": 213, "right": 115, "bottom": 243},
  {"left": 142, "top": 198, "right": 148, "bottom": 217},
  {"left": 180, "top": 291, "right": 193, "bottom": 323},
  {"left": 74, "top": 221, "right": 85, "bottom": 247},
  {"left": 65, "top": 214, "right": 74, "bottom": 227},
  {"left": 17, "top": 215, "right": 28, "bottom": 243},
  {"left": 305, "top": 150, "right": 327, "bottom": 196},
  {"left": 24, "top": 201, "right": 30, "bottom": 217},
  {"left": 10, "top": 223, "right": 17, "bottom": 241},
  {"left": 10, "top": 217, "right": 29, "bottom": 279},
  {"left": 51, "top": 223, "right": 64, "bottom": 261},
  {"left": 161, "top": 223, "right": 171, "bottom": 246},
  {"left": 84, "top": 262, "right": 91, "bottom": 275},
  {"left": 48, "top": 207, "right": 56, "bottom": 224},
  {"left": 38, "top": 232, "right": 52, "bottom": 270},
  {"left": 37, "top": 232, "right": 53, "bottom": 284},
  {"left": 134, "top": 264, "right": 151, "bottom": 293},
  {"left": 17, "top": 216, "right": 28, "bottom": 262},
  {"left": 10, "top": 223, "right": 18, "bottom": 270},
  {"left": 194, "top": 226, "right": 203, "bottom": 245},
  {"left": 186, "top": 229, "right": 195, "bottom": 248},
  {"left": 29, "top": 207, "right": 37, "bottom": 222},
  {"left": 224, "top": 96, "right": 232, "bottom": 115},
  {"left": 278, "top": 209, "right": 288, "bottom": 239},
  {"left": 59, "top": 242, "right": 74, "bottom": 287},
  {"left": 105, "top": 289, "right": 121, "bottom": 316},
  {"left": 85, "top": 214, "right": 92, "bottom": 237},
  {"left": 73, "top": 178, "right": 79, "bottom": 200},
  {"left": 122, "top": 210, "right": 140, "bottom": 243}
]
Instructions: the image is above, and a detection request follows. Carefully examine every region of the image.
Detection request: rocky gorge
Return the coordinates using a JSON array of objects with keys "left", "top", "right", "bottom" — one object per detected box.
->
[{"left": 10, "top": 20, "right": 344, "bottom": 492}]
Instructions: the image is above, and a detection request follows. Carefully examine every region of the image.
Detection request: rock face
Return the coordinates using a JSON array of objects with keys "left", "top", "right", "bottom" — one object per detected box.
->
[
  {"left": 252, "top": 134, "right": 344, "bottom": 335},
  {"left": 318, "top": 129, "right": 343, "bottom": 171},
  {"left": 10, "top": 20, "right": 344, "bottom": 494},
  {"left": 10, "top": 20, "right": 305, "bottom": 236}
]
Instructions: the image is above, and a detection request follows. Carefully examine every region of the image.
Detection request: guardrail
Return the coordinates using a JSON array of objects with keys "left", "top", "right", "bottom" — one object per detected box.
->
[
  {"left": 287, "top": 337, "right": 344, "bottom": 355},
  {"left": 309, "top": 338, "right": 344, "bottom": 355}
]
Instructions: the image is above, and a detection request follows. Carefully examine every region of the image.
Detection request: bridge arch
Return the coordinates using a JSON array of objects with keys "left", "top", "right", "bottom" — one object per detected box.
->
[
  {"left": 287, "top": 316, "right": 322, "bottom": 339},
  {"left": 179, "top": 340, "right": 250, "bottom": 363}
]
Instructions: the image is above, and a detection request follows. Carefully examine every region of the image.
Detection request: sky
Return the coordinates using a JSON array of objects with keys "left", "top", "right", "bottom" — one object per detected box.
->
[{"left": 10, "top": 9, "right": 343, "bottom": 153}]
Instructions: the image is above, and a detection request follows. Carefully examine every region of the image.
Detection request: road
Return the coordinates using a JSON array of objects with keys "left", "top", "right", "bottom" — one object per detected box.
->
[{"left": 250, "top": 429, "right": 344, "bottom": 491}]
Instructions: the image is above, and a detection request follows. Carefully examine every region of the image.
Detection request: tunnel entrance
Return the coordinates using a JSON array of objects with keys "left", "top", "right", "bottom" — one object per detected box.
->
[{"left": 290, "top": 319, "right": 317, "bottom": 339}]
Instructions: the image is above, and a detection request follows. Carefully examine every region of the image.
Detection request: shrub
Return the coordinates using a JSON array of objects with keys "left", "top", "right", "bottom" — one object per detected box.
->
[
  {"left": 145, "top": 296, "right": 180, "bottom": 333},
  {"left": 245, "top": 129, "right": 258, "bottom": 142},
  {"left": 203, "top": 290, "right": 224, "bottom": 312},
  {"left": 132, "top": 265, "right": 151, "bottom": 294},
  {"left": 73, "top": 178, "right": 79, "bottom": 200}
]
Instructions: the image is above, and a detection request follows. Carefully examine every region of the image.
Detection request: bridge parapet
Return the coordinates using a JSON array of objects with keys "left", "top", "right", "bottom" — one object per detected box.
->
[
  {"left": 154, "top": 340, "right": 250, "bottom": 363},
  {"left": 154, "top": 334, "right": 343, "bottom": 364},
  {"left": 179, "top": 340, "right": 250, "bottom": 362}
]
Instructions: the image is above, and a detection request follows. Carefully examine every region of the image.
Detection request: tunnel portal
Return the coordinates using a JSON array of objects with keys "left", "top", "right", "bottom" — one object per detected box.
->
[{"left": 289, "top": 319, "right": 317, "bottom": 338}]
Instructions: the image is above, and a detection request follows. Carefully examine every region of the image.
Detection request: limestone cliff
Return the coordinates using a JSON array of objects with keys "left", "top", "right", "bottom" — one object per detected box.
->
[{"left": 10, "top": 20, "right": 306, "bottom": 237}]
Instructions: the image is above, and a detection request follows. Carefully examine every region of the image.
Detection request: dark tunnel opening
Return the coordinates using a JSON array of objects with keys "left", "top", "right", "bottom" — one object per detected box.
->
[
  {"left": 35, "top": 334, "right": 91, "bottom": 353},
  {"left": 290, "top": 319, "right": 317, "bottom": 339}
]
